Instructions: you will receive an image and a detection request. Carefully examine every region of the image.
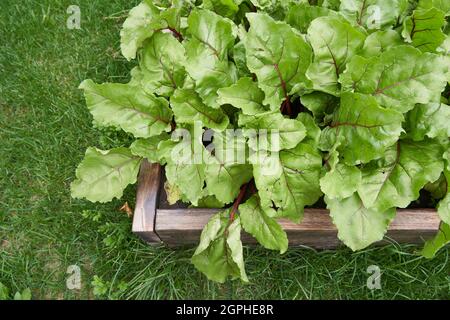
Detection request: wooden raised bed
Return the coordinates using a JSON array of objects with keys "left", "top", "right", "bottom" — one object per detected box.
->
[{"left": 132, "top": 160, "right": 441, "bottom": 248}]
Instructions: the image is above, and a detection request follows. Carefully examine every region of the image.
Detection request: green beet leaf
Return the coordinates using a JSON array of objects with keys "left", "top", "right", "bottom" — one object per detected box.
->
[
  {"left": 421, "top": 223, "right": 450, "bottom": 259},
  {"left": 438, "top": 177, "right": 450, "bottom": 226},
  {"left": 202, "top": 0, "right": 240, "bottom": 18},
  {"left": 170, "top": 88, "right": 229, "bottom": 130},
  {"left": 245, "top": 13, "right": 313, "bottom": 109},
  {"left": 296, "top": 113, "right": 321, "bottom": 146},
  {"left": 286, "top": 3, "right": 335, "bottom": 34},
  {"left": 248, "top": 0, "right": 298, "bottom": 19},
  {"left": 326, "top": 193, "right": 396, "bottom": 251},
  {"left": 120, "top": 1, "right": 188, "bottom": 61},
  {"left": 360, "top": 30, "right": 404, "bottom": 57},
  {"left": 339, "top": 0, "right": 409, "bottom": 30},
  {"left": 71, "top": 147, "right": 141, "bottom": 203},
  {"left": 402, "top": 7, "right": 446, "bottom": 53},
  {"left": 306, "top": 15, "right": 366, "bottom": 96},
  {"left": 120, "top": 1, "right": 160, "bottom": 61},
  {"left": 184, "top": 9, "right": 238, "bottom": 108},
  {"left": 204, "top": 161, "right": 252, "bottom": 204},
  {"left": 239, "top": 195, "right": 288, "bottom": 253},
  {"left": 357, "top": 140, "right": 444, "bottom": 212},
  {"left": 319, "top": 92, "right": 404, "bottom": 165},
  {"left": 217, "top": 77, "right": 269, "bottom": 115},
  {"left": 252, "top": 142, "right": 323, "bottom": 222},
  {"left": 139, "top": 32, "right": 186, "bottom": 97},
  {"left": 191, "top": 211, "right": 248, "bottom": 283},
  {"left": 242, "top": 112, "right": 306, "bottom": 152},
  {"left": 130, "top": 133, "right": 170, "bottom": 163},
  {"left": 232, "top": 42, "right": 252, "bottom": 78},
  {"left": 405, "top": 103, "right": 450, "bottom": 141},
  {"left": 417, "top": 0, "right": 450, "bottom": 15},
  {"left": 204, "top": 131, "right": 253, "bottom": 204},
  {"left": 437, "top": 151, "right": 450, "bottom": 225},
  {"left": 321, "top": 163, "right": 362, "bottom": 200},
  {"left": 79, "top": 80, "right": 173, "bottom": 138},
  {"left": 300, "top": 91, "right": 339, "bottom": 119},
  {"left": 163, "top": 124, "right": 208, "bottom": 205},
  {"left": 340, "top": 46, "right": 450, "bottom": 113},
  {"left": 194, "top": 193, "right": 226, "bottom": 209}
]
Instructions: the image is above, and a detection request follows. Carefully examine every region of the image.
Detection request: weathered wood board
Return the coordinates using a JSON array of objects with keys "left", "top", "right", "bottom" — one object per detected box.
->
[{"left": 132, "top": 161, "right": 441, "bottom": 248}]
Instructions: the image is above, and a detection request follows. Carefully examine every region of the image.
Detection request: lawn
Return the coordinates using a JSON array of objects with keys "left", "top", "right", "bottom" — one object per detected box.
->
[{"left": 0, "top": 0, "right": 448, "bottom": 300}]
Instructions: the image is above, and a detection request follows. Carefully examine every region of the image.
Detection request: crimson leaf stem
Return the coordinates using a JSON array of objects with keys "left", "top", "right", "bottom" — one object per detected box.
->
[{"left": 229, "top": 182, "right": 250, "bottom": 222}]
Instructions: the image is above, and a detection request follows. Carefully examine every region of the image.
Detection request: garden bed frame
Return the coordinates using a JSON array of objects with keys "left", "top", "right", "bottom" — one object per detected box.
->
[{"left": 132, "top": 160, "right": 441, "bottom": 248}]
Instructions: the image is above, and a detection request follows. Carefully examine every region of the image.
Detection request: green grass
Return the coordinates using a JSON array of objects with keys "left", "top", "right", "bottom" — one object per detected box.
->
[{"left": 0, "top": 0, "right": 448, "bottom": 300}]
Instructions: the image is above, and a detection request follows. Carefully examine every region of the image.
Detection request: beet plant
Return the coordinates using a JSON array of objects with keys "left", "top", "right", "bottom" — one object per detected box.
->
[{"left": 72, "top": 0, "right": 450, "bottom": 282}]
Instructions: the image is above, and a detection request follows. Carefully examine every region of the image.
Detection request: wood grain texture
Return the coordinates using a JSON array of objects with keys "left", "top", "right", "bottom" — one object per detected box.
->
[
  {"left": 155, "top": 208, "right": 441, "bottom": 248},
  {"left": 132, "top": 160, "right": 163, "bottom": 244},
  {"left": 132, "top": 162, "right": 441, "bottom": 248}
]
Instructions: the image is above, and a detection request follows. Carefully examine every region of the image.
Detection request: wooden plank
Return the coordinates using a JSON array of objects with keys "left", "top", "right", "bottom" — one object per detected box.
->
[
  {"left": 132, "top": 160, "right": 163, "bottom": 244},
  {"left": 133, "top": 161, "right": 441, "bottom": 248},
  {"left": 155, "top": 208, "right": 441, "bottom": 248}
]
